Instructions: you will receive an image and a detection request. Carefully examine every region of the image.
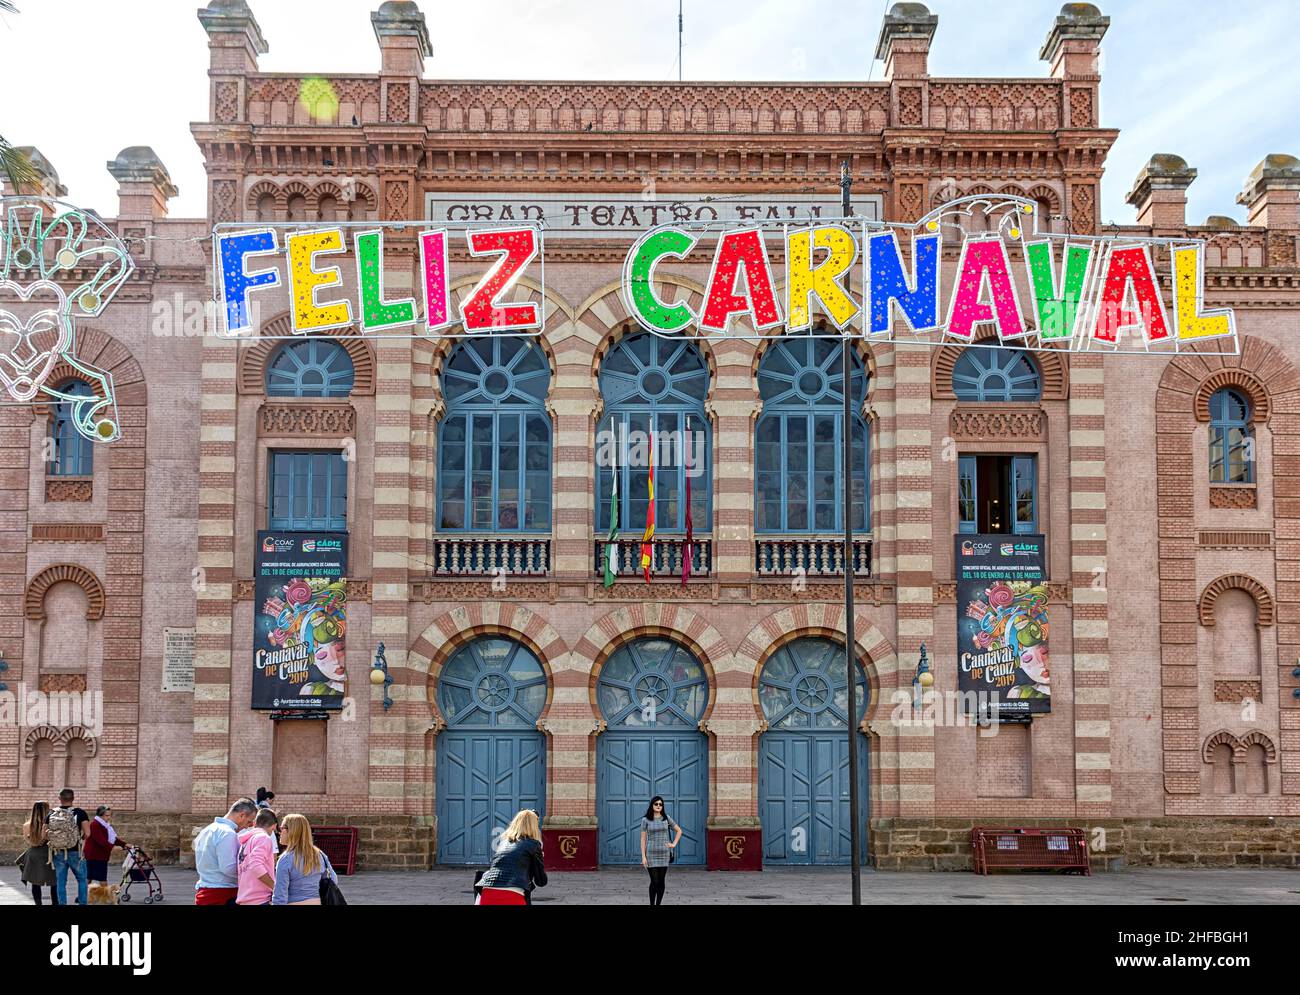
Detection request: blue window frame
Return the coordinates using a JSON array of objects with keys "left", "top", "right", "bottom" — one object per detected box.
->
[
  {"left": 958, "top": 454, "right": 1037, "bottom": 534},
  {"left": 438, "top": 336, "right": 551, "bottom": 532},
  {"left": 1209, "top": 388, "right": 1254, "bottom": 484},
  {"left": 269, "top": 451, "right": 347, "bottom": 530},
  {"left": 755, "top": 336, "right": 868, "bottom": 533},
  {"left": 596, "top": 332, "right": 710, "bottom": 533},
  {"left": 49, "top": 380, "right": 94, "bottom": 476},
  {"left": 952, "top": 348, "right": 1041, "bottom": 401},
  {"left": 266, "top": 339, "right": 355, "bottom": 397}
]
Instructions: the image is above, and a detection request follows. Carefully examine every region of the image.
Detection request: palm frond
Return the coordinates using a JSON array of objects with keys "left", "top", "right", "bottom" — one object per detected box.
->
[{"left": 0, "top": 137, "right": 39, "bottom": 193}]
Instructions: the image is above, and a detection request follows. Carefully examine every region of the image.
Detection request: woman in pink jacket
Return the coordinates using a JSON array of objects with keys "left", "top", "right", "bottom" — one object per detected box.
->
[{"left": 236, "top": 808, "right": 280, "bottom": 905}]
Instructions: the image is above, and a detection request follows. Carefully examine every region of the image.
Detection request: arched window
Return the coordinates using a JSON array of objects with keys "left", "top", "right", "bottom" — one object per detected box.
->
[
  {"left": 597, "top": 637, "right": 708, "bottom": 727},
  {"left": 437, "top": 637, "right": 548, "bottom": 727},
  {"left": 438, "top": 336, "right": 551, "bottom": 531},
  {"left": 1209, "top": 388, "right": 1254, "bottom": 483},
  {"left": 49, "top": 380, "right": 95, "bottom": 476},
  {"left": 596, "top": 332, "right": 710, "bottom": 533},
  {"left": 266, "top": 339, "right": 355, "bottom": 398},
  {"left": 755, "top": 336, "right": 868, "bottom": 532},
  {"left": 952, "top": 348, "right": 1042, "bottom": 401},
  {"left": 759, "top": 637, "right": 866, "bottom": 729}
]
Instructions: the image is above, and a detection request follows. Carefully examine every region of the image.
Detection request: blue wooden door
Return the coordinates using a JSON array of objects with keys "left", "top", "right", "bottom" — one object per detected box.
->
[
  {"left": 760, "top": 732, "right": 868, "bottom": 864},
  {"left": 595, "top": 638, "right": 710, "bottom": 865},
  {"left": 435, "top": 637, "right": 549, "bottom": 865},
  {"left": 598, "top": 732, "right": 707, "bottom": 864},
  {"left": 758, "top": 637, "right": 869, "bottom": 865},
  {"left": 437, "top": 731, "right": 545, "bottom": 864}
]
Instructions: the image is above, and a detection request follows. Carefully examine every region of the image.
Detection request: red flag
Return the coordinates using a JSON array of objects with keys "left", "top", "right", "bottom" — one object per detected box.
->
[
  {"left": 682, "top": 419, "right": 693, "bottom": 586},
  {"left": 640, "top": 420, "right": 655, "bottom": 583}
]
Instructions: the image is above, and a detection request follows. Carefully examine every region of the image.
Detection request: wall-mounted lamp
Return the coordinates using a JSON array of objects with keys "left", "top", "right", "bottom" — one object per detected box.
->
[
  {"left": 912, "top": 643, "right": 932, "bottom": 711},
  {"left": 370, "top": 642, "right": 393, "bottom": 711}
]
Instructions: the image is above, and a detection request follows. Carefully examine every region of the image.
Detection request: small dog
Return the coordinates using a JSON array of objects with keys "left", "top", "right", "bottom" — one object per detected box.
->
[{"left": 88, "top": 882, "right": 120, "bottom": 905}]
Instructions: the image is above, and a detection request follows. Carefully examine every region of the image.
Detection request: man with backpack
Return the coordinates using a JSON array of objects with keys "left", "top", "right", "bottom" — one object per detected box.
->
[{"left": 47, "top": 788, "right": 90, "bottom": 906}]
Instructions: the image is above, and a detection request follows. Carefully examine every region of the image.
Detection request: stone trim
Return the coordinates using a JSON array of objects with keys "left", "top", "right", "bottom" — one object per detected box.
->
[
  {"left": 1198, "top": 574, "right": 1275, "bottom": 627},
  {"left": 24, "top": 564, "right": 106, "bottom": 621}
]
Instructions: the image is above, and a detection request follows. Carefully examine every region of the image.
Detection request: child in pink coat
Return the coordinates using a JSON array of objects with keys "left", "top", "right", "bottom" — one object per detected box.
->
[{"left": 236, "top": 808, "right": 280, "bottom": 905}]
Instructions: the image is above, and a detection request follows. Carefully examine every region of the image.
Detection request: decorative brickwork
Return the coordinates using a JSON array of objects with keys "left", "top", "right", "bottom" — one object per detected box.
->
[
  {"left": 24, "top": 564, "right": 105, "bottom": 621},
  {"left": 31, "top": 524, "right": 104, "bottom": 542},
  {"left": 1198, "top": 574, "right": 1275, "bottom": 627},
  {"left": 237, "top": 317, "right": 375, "bottom": 395},
  {"left": 38, "top": 674, "right": 88, "bottom": 693},
  {"left": 932, "top": 336, "right": 1068, "bottom": 400},
  {"left": 1214, "top": 681, "right": 1262, "bottom": 702},
  {"left": 44, "top": 479, "right": 92, "bottom": 502},
  {"left": 1156, "top": 338, "right": 1300, "bottom": 807},
  {"left": 1209, "top": 486, "right": 1258, "bottom": 508},
  {"left": 258, "top": 402, "right": 356, "bottom": 437},
  {"left": 1193, "top": 369, "right": 1269, "bottom": 423},
  {"left": 949, "top": 407, "right": 1046, "bottom": 441}
]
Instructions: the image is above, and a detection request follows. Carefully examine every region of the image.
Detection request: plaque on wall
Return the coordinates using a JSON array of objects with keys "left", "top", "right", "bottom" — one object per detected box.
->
[{"left": 162, "top": 627, "right": 196, "bottom": 693}]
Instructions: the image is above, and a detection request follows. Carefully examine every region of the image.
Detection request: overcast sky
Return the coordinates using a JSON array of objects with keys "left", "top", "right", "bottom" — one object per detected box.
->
[{"left": 1, "top": 0, "right": 1295, "bottom": 223}]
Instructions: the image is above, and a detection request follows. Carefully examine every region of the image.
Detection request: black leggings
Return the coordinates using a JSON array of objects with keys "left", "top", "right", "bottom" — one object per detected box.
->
[
  {"left": 31, "top": 884, "right": 59, "bottom": 905},
  {"left": 647, "top": 866, "right": 668, "bottom": 905}
]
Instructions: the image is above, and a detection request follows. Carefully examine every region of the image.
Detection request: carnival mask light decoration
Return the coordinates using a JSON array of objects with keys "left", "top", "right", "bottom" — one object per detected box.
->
[{"left": 0, "top": 197, "right": 133, "bottom": 442}]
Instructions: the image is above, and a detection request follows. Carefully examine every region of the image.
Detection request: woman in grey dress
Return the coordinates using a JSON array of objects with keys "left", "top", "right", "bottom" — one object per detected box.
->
[
  {"left": 639, "top": 795, "right": 682, "bottom": 906},
  {"left": 19, "top": 801, "right": 58, "bottom": 905}
]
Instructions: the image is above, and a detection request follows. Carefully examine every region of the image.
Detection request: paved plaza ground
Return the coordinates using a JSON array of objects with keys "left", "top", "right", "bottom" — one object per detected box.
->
[{"left": 2, "top": 865, "right": 1298, "bottom": 906}]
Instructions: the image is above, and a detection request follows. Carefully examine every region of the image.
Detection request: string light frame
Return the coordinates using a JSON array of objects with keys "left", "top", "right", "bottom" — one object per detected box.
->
[
  {"left": 619, "top": 193, "right": 1241, "bottom": 356},
  {"left": 0, "top": 195, "right": 131, "bottom": 443}
]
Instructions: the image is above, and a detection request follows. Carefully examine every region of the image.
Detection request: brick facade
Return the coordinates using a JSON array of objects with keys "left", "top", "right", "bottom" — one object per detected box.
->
[{"left": 2, "top": 1, "right": 1299, "bottom": 871}]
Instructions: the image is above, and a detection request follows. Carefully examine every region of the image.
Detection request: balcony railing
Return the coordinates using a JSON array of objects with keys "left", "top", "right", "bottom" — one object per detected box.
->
[
  {"left": 594, "top": 537, "right": 712, "bottom": 579},
  {"left": 432, "top": 535, "right": 551, "bottom": 576},
  {"left": 755, "top": 537, "right": 872, "bottom": 577}
]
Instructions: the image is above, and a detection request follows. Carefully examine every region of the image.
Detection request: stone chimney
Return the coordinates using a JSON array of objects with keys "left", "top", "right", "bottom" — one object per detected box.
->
[
  {"left": 1040, "top": 3, "right": 1109, "bottom": 78},
  {"left": 1236, "top": 154, "right": 1300, "bottom": 229},
  {"left": 197, "top": 0, "right": 267, "bottom": 74},
  {"left": 372, "top": 1, "right": 432, "bottom": 77},
  {"left": 874, "top": 3, "right": 937, "bottom": 80},
  {"left": 1126, "top": 154, "right": 1195, "bottom": 234},
  {"left": 107, "top": 147, "right": 178, "bottom": 220},
  {"left": 1, "top": 147, "right": 66, "bottom": 199}
]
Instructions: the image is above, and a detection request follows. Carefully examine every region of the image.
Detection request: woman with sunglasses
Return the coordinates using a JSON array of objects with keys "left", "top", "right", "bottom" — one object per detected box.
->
[{"left": 640, "top": 796, "right": 681, "bottom": 906}]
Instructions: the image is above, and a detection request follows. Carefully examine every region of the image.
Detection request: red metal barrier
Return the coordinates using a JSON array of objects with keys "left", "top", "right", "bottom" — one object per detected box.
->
[
  {"left": 970, "top": 826, "right": 1090, "bottom": 875},
  {"left": 313, "top": 826, "right": 359, "bottom": 875}
]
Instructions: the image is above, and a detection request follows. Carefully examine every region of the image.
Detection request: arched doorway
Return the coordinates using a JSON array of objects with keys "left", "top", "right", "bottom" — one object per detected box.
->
[
  {"left": 435, "top": 636, "right": 548, "bottom": 865},
  {"left": 758, "top": 637, "right": 869, "bottom": 864},
  {"left": 596, "top": 637, "right": 709, "bottom": 864}
]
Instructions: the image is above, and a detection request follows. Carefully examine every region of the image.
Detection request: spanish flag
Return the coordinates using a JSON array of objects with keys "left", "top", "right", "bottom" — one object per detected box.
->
[{"left": 640, "top": 420, "right": 655, "bottom": 582}]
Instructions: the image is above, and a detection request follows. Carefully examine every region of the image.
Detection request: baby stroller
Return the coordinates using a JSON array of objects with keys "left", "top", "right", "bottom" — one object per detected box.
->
[{"left": 119, "top": 845, "right": 164, "bottom": 904}]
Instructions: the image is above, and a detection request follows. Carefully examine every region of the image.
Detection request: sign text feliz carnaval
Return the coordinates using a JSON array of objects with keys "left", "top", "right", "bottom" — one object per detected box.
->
[{"left": 213, "top": 198, "right": 1236, "bottom": 348}]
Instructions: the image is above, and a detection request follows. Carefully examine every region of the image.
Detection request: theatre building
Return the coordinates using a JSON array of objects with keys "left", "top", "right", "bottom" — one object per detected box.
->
[{"left": 1, "top": 0, "right": 1299, "bottom": 871}]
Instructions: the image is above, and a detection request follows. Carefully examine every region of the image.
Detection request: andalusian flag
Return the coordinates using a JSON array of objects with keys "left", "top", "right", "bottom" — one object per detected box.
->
[
  {"left": 603, "top": 425, "right": 620, "bottom": 588},
  {"left": 641, "top": 418, "right": 655, "bottom": 582}
]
